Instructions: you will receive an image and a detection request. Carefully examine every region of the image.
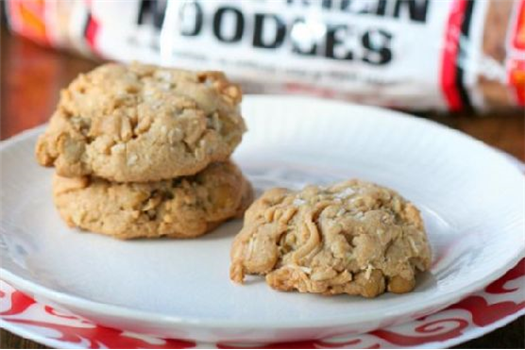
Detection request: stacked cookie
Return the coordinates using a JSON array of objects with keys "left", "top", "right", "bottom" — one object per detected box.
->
[{"left": 35, "top": 63, "right": 252, "bottom": 239}]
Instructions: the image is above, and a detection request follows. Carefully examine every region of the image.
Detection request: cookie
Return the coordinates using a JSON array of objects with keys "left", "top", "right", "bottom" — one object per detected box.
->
[
  {"left": 36, "top": 63, "right": 246, "bottom": 182},
  {"left": 230, "top": 180, "right": 431, "bottom": 298},
  {"left": 53, "top": 161, "right": 253, "bottom": 239}
]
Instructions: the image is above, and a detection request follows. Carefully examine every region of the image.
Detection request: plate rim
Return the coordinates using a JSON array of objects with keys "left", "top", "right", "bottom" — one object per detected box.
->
[
  {"left": 1, "top": 95, "right": 524, "bottom": 330},
  {"left": 1, "top": 274, "right": 524, "bottom": 349}
]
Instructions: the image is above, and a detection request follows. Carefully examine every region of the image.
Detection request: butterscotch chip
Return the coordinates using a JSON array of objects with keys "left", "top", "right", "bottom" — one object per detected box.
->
[
  {"left": 230, "top": 180, "right": 431, "bottom": 298},
  {"left": 53, "top": 161, "right": 253, "bottom": 239},
  {"left": 36, "top": 63, "right": 246, "bottom": 182}
]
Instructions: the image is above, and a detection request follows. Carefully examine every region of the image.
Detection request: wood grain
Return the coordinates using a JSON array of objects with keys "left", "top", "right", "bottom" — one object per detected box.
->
[{"left": 1, "top": 25, "right": 524, "bottom": 350}]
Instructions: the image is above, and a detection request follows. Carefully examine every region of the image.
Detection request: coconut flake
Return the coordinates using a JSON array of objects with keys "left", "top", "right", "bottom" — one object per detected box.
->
[
  {"left": 293, "top": 198, "right": 306, "bottom": 206},
  {"left": 335, "top": 187, "right": 355, "bottom": 199}
]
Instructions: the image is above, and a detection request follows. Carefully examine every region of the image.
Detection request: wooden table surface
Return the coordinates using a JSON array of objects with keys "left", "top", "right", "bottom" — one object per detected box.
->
[{"left": 1, "top": 26, "right": 524, "bottom": 349}]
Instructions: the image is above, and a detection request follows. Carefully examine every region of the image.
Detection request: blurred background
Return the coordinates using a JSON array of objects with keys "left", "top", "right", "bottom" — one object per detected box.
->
[
  {"left": 1, "top": 0, "right": 523, "bottom": 160},
  {"left": 0, "top": 0, "right": 523, "bottom": 348}
]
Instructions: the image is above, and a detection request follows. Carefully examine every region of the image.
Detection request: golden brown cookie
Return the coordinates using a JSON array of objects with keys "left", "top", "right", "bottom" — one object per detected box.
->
[
  {"left": 36, "top": 63, "right": 246, "bottom": 182},
  {"left": 53, "top": 161, "right": 253, "bottom": 239},
  {"left": 230, "top": 180, "right": 431, "bottom": 298}
]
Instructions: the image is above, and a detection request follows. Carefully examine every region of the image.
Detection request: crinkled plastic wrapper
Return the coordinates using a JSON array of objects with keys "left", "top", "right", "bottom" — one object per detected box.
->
[{"left": 5, "top": 0, "right": 525, "bottom": 111}]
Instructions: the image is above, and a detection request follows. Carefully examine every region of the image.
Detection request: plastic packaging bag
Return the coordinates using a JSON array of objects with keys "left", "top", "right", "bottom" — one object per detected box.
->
[{"left": 5, "top": 0, "right": 525, "bottom": 111}]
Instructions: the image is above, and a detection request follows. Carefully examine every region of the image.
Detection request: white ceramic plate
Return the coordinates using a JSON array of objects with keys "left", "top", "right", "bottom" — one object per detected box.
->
[
  {"left": 2, "top": 260, "right": 525, "bottom": 349},
  {"left": 1, "top": 96, "right": 524, "bottom": 344}
]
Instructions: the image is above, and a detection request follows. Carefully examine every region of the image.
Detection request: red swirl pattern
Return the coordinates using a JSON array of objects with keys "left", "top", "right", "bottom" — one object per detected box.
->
[
  {"left": 0, "top": 283, "right": 195, "bottom": 349},
  {"left": 0, "top": 289, "right": 35, "bottom": 316},
  {"left": 370, "top": 318, "right": 469, "bottom": 346},
  {"left": 451, "top": 296, "right": 525, "bottom": 327},
  {"left": 485, "top": 259, "right": 525, "bottom": 294}
]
